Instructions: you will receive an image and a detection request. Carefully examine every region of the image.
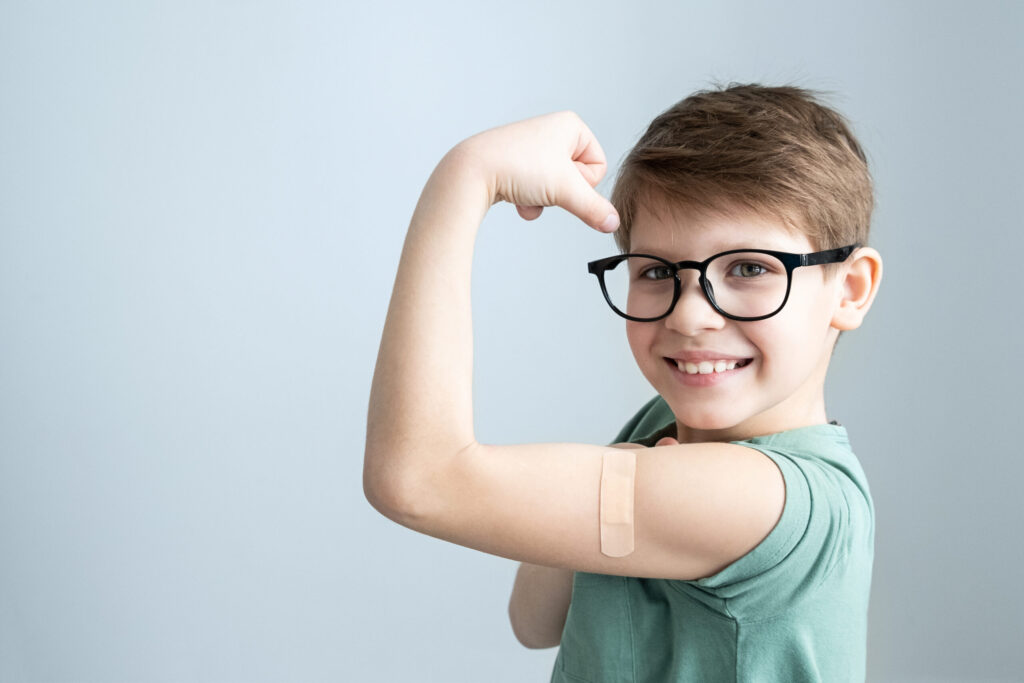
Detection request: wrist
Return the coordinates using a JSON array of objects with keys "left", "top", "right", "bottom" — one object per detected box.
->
[
  {"left": 406, "top": 144, "right": 492, "bottom": 244},
  {"left": 441, "top": 139, "right": 498, "bottom": 206}
]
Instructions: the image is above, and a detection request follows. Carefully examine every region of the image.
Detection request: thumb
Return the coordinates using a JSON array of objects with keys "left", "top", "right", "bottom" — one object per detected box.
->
[
  {"left": 561, "top": 171, "right": 620, "bottom": 233},
  {"left": 516, "top": 205, "right": 544, "bottom": 221}
]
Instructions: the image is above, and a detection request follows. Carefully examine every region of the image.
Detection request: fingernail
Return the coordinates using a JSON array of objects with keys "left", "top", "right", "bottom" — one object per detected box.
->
[{"left": 600, "top": 213, "right": 620, "bottom": 232}]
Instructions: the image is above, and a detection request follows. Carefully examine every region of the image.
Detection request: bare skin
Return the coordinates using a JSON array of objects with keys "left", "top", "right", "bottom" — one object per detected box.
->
[
  {"left": 363, "top": 111, "right": 882, "bottom": 644},
  {"left": 508, "top": 439, "right": 677, "bottom": 648}
]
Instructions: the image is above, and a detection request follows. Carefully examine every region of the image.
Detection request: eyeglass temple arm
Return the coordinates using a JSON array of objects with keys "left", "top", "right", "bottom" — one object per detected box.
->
[
  {"left": 800, "top": 243, "right": 861, "bottom": 267},
  {"left": 587, "top": 255, "right": 625, "bottom": 274}
]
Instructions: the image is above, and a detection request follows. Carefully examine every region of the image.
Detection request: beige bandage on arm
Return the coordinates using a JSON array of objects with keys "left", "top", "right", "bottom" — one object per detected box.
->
[{"left": 600, "top": 450, "right": 637, "bottom": 557}]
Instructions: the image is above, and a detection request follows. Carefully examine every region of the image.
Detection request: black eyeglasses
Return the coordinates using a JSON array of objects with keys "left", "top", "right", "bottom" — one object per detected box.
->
[{"left": 587, "top": 244, "right": 860, "bottom": 322}]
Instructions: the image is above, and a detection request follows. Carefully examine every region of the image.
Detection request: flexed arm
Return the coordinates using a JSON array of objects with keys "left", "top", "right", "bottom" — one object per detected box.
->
[
  {"left": 363, "top": 114, "right": 785, "bottom": 581},
  {"left": 363, "top": 113, "right": 619, "bottom": 511}
]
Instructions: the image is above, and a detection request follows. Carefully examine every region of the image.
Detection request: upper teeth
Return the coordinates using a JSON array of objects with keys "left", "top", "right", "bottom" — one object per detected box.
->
[{"left": 676, "top": 359, "right": 744, "bottom": 374}]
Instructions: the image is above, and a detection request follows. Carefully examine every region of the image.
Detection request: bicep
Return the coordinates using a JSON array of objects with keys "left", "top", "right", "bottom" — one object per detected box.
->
[{"left": 393, "top": 440, "right": 786, "bottom": 580}]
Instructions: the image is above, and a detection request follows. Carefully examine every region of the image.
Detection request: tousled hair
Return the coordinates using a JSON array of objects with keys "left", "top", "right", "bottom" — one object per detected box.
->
[{"left": 610, "top": 83, "right": 873, "bottom": 283}]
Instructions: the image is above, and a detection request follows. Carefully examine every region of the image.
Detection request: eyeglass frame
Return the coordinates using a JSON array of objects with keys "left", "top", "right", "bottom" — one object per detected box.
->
[{"left": 587, "top": 243, "right": 862, "bottom": 322}]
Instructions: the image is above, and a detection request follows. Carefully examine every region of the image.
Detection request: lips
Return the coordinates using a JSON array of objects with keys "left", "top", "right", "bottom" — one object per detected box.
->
[
  {"left": 664, "top": 357, "right": 753, "bottom": 372},
  {"left": 666, "top": 351, "right": 753, "bottom": 363},
  {"left": 664, "top": 356, "right": 754, "bottom": 386}
]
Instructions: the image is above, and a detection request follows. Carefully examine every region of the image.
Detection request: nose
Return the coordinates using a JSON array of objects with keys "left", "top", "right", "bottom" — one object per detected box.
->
[{"left": 662, "top": 270, "right": 727, "bottom": 335}]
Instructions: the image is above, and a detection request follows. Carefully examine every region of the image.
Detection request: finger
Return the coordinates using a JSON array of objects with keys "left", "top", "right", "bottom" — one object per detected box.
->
[
  {"left": 574, "top": 160, "right": 605, "bottom": 188},
  {"left": 561, "top": 169, "right": 620, "bottom": 233},
  {"left": 572, "top": 123, "right": 608, "bottom": 188},
  {"left": 516, "top": 205, "right": 544, "bottom": 221},
  {"left": 654, "top": 436, "right": 680, "bottom": 447}
]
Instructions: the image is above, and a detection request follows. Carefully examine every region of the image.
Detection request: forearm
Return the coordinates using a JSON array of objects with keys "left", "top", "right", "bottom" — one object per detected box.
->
[
  {"left": 364, "top": 113, "right": 618, "bottom": 512},
  {"left": 364, "top": 146, "right": 492, "bottom": 507},
  {"left": 509, "top": 562, "right": 576, "bottom": 649}
]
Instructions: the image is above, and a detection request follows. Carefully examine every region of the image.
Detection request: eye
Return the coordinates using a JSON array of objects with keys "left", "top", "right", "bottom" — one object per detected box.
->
[
  {"left": 639, "top": 265, "right": 675, "bottom": 281},
  {"left": 729, "top": 262, "right": 769, "bottom": 278}
]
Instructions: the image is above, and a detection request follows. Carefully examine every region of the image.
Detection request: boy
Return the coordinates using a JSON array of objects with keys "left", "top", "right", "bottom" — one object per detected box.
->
[{"left": 364, "top": 84, "right": 883, "bottom": 682}]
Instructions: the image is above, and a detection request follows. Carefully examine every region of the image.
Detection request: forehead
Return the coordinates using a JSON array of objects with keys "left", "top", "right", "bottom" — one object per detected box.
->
[{"left": 629, "top": 200, "right": 813, "bottom": 258}]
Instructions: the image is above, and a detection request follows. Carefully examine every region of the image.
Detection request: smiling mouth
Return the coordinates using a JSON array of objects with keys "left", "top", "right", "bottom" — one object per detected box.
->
[{"left": 665, "top": 357, "right": 754, "bottom": 375}]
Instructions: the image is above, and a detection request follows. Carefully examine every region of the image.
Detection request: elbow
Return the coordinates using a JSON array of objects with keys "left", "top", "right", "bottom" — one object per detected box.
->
[
  {"left": 513, "top": 630, "right": 560, "bottom": 650},
  {"left": 363, "top": 438, "right": 473, "bottom": 525},
  {"left": 363, "top": 447, "right": 431, "bottom": 527},
  {"left": 364, "top": 480, "right": 422, "bottom": 530},
  {"left": 508, "top": 600, "right": 561, "bottom": 650},
  {"left": 363, "top": 450, "right": 411, "bottom": 522},
  {"left": 363, "top": 475, "right": 396, "bottom": 519},
  {"left": 515, "top": 633, "right": 560, "bottom": 651}
]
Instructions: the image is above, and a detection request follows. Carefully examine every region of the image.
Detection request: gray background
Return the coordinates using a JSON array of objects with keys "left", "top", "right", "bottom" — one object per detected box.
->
[{"left": 2, "top": 1, "right": 1021, "bottom": 681}]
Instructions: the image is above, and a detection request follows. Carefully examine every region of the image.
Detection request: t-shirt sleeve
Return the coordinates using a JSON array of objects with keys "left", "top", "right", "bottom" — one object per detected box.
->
[{"left": 668, "top": 443, "right": 859, "bottom": 620}]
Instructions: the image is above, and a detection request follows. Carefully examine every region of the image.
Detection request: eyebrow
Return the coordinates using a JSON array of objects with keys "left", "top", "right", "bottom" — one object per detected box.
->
[{"left": 629, "top": 242, "right": 774, "bottom": 258}]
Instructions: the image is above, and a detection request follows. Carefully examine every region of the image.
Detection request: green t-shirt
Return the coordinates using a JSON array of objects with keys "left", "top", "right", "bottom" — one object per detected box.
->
[{"left": 550, "top": 395, "right": 874, "bottom": 683}]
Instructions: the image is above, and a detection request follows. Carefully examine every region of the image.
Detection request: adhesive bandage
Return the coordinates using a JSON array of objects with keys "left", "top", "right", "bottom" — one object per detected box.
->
[{"left": 600, "top": 450, "right": 637, "bottom": 557}]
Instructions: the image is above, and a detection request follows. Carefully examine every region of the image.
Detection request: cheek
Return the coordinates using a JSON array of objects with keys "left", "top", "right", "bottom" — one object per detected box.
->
[
  {"left": 740, "top": 321, "right": 783, "bottom": 367},
  {"left": 750, "top": 315, "right": 819, "bottom": 374},
  {"left": 625, "top": 323, "right": 655, "bottom": 366},
  {"left": 786, "top": 275, "right": 837, "bottom": 329},
  {"left": 625, "top": 322, "right": 642, "bottom": 353}
]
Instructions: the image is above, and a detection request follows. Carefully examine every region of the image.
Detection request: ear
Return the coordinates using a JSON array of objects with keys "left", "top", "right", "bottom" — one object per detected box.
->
[{"left": 831, "top": 247, "right": 883, "bottom": 331}]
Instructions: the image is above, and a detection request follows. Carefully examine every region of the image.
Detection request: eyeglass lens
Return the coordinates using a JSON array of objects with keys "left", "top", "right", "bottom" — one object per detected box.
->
[{"left": 601, "top": 253, "right": 789, "bottom": 319}]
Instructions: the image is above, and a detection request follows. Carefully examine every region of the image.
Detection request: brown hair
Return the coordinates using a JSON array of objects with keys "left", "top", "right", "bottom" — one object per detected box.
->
[{"left": 610, "top": 84, "right": 873, "bottom": 281}]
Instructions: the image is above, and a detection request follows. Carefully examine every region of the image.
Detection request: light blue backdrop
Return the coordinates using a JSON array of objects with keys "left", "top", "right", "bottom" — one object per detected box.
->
[{"left": 2, "top": 1, "right": 1022, "bottom": 681}]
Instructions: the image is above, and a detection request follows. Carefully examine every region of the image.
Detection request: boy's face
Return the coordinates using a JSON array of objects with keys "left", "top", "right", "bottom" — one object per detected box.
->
[{"left": 624, "top": 201, "right": 843, "bottom": 443}]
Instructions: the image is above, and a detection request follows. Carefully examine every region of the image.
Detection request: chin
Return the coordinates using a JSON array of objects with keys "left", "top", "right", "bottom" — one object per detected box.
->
[{"left": 671, "top": 403, "right": 746, "bottom": 432}]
